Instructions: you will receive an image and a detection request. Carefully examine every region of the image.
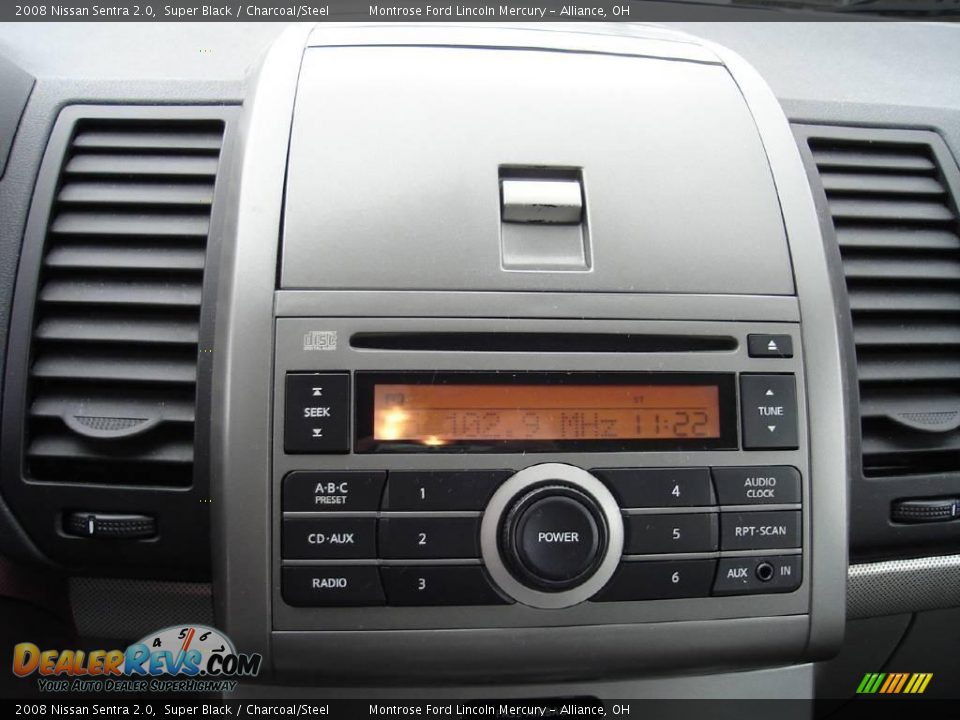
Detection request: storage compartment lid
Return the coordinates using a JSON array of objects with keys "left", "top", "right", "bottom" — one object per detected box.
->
[{"left": 281, "top": 43, "right": 793, "bottom": 295}]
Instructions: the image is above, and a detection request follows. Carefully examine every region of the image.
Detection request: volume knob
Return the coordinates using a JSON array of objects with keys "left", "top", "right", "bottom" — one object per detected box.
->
[
  {"left": 502, "top": 485, "right": 606, "bottom": 591},
  {"left": 480, "top": 463, "right": 624, "bottom": 609}
]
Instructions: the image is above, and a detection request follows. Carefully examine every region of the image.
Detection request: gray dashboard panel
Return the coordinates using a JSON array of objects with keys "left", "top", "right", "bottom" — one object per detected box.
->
[
  {"left": 281, "top": 39, "right": 793, "bottom": 295},
  {"left": 207, "top": 23, "right": 847, "bottom": 682}
]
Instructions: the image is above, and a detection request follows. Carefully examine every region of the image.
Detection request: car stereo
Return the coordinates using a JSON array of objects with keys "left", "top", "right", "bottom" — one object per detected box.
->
[
  {"left": 212, "top": 23, "right": 847, "bottom": 680},
  {"left": 271, "top": 318, "right": 807, "bottom": 625}
]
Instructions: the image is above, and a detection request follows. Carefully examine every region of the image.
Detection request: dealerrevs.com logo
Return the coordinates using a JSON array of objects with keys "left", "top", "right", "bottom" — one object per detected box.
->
[{"left": 12, "top": 625, "right": 261, "bottom": 693}]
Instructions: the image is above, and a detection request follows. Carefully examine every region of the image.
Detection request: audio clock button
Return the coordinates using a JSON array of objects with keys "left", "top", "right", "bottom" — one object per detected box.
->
[{"left": 711, "top": 466, "right": 801, "bottom": 506}]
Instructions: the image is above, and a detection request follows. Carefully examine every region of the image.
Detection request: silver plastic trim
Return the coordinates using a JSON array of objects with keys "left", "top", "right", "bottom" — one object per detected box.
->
[
  {"left": 848, "top": 554, "right": 960, "bottom": 619},
  {"left": 480, "top": 463, "right": 624, "bottom": 610}
]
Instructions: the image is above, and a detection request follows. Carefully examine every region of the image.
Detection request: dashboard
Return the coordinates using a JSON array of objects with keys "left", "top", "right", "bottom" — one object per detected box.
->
[{"left": 0, "top": 16, "right": 959, "bottom": 702}]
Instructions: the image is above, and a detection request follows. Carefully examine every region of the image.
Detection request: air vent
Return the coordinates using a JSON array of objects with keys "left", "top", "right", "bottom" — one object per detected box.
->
[
  {"left": 25, "top": 119, "right": 225, "bottom": 487},
  {"left": 806, "top": 131, "right": 960, "bottom": 477}
]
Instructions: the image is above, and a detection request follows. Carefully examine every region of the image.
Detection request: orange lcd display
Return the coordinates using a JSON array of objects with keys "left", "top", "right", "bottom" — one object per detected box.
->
[{"left": 373, "top": 384, "right": 721, "bottom": 444}]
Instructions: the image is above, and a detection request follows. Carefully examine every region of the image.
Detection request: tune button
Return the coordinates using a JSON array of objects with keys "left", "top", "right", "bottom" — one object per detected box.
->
[{"left": 503, "top": 485, "right": 606, "bottom": 591}]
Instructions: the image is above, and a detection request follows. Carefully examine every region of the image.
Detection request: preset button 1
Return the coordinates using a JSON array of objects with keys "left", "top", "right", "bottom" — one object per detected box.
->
[{"left": 382, "top": 470, "right": 509, "bottom": 511}]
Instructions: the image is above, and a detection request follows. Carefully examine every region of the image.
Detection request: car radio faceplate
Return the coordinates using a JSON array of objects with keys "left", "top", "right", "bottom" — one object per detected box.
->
[{"left": 271, "top": 317, "right": 809, "bottom": 632}]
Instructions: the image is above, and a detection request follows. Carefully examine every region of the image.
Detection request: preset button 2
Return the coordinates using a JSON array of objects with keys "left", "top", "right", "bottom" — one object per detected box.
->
[{"left": 379, "top": 516, "right": 480, "bottom": 559}]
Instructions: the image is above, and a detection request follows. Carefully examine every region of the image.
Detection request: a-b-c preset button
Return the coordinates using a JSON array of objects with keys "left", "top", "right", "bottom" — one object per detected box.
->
[
  {"left": 283, "top": 470, "right": 386, "bottom": 512},
  {"left": 282, "top": 517, "right": 376, "bottom": 559}
]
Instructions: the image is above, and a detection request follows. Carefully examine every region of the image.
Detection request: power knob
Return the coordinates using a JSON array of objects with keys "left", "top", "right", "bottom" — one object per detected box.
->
[{"left": 481, "top": 463, "right": 624, "bottom": 609}]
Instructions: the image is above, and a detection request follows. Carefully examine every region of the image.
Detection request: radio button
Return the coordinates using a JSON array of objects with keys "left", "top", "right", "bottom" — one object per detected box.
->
[
  {"left": 740, "top": 374, "right": 799, "bottom": 450},
  {"left": 283, "top": 471, "right": 386, "bottom": 512},
  {"left": 379, "top": 516, "right": 480, "bottom": 559},
  {"left": 594, "top": 468, "right": 713, "bottom": 508},
  {"left": 711, "top": 466, "right": 801, "bottom": 506},
  {"left": 284, "top": 372, "right": 351, "bottom": 454},
  {"left": 282, "top": 517, "right": 376, "bottom": 560},
  {"left": 713, "top": 554, "right": 802, "bottom": 595},
  {"left": 382, "top": 471, "right": 509, "bottom": 511},
  {"left": 624, "top": 513, "right": 717, "bottom": 555},
  {"left": 593, "top": 559, "right": 716, "bottom": 602},
  {"left": 381, "top": 565, "right": 510, "bottom": 606},
  {"left": 720, "top": 510, "right": 801, "bottom": 551},
  {"left": 282, "top": 565, "right": 384, "bottom": 607}
]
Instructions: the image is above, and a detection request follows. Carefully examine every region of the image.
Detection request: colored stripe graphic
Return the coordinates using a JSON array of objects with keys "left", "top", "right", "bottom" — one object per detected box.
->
[
  {"left": 892, "top": 673, "right": 910, "bottom": 694},
  {"left": 879, "top": 674, "right": 896, "bottom": 694},
  {"left": 857, "top": 672, "right": 933, "bottom": 694}
]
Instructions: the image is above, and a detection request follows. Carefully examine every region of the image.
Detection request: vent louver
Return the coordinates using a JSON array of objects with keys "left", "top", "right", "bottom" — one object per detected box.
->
[
  {"left": 807, "top": 132, "right": 960, "bottom": 477},
  {"left": 26, "top": 119, "right": 224, "bottom": 487}
]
